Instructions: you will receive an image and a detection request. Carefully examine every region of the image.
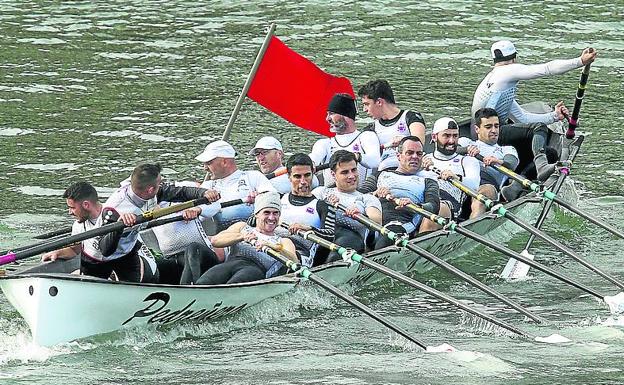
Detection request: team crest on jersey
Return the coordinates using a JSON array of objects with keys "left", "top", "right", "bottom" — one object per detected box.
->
[
  {"left": 352, "top": 143, "right": 360, "bottom": 152},
  {"left": 398, "top": 122, "right": 407, "bottom": 133},
  {"left": 238, "top": 179, "right": 247, "bottom": 188},
  {"left": 306, "top": 207, "right": 315, "bottom": 214},
  {"left": 453, "top": 158, "right": 460, "bottom": 162}
]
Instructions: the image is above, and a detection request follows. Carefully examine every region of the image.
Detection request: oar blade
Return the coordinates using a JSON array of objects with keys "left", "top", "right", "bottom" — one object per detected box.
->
[
  {"left": 604, "top": 292, "right": 624, "bottom": 314},
  {"left": 426, "top": 343, "right": 458, "bottom": 353},
  {"left": 500, "top": 250, "right": 535, "bottom": 280}
]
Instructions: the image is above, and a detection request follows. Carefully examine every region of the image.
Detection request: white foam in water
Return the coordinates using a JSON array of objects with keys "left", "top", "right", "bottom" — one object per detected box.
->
[
  {"left": 534, "top": 333, "right": 571, "bottom": 344},
  {"left": 603, "top": 292, "right": 624, "bottom": 314},
  {"left": 426, "top": 343, "right": 457, "bottom": 353}
]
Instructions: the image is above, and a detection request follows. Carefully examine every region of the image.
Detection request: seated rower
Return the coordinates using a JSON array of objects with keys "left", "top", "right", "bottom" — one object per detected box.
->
[
  {"left": 249, "top": 136, "right": 318, "bottom": 195},
  {"left": 280, "top": 153, "right": 336, "bottom": 267},
  {"left": 312, "top": 150, "right": 382, "bottom": 262},
  {"left": 97, "top": 163, "right": 214, "bottom": 283},
  {"left": 422, "top": 117, "right": 481, "bottom": 220},
  {"left": 195, "top": 191, "right": 297, "bottom": 285},
  {"left": 359, "top": 136, "right": 448, "bottom": 249},
  {"left": 195, "top": 140, "right": 276, "bottom": 232},
  {"left": 458, "top": 108, "right": 519, "bottom": 217},
  {"left": 310, "top": 93, "right": 381, "bottom": 187}
]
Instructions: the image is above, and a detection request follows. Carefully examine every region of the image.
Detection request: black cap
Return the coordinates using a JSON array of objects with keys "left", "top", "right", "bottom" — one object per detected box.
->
[{"left": 328, "top": 94, "right": 356, "bottom": 120}]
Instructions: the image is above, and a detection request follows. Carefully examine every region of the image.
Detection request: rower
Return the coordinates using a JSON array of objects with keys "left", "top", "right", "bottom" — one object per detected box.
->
[
  {"left": 422, "top": 118, "right": 481, "bottom": 220},
  {"left": 96, "top": 163, "right": 213, "bottom": 282},
  {"left": 312, "top": 150, "right": 382, "bottom": 261},
  {"left": 358, "top": 79, "right": 426, "bottom": 171},
  {"left": 41, "top": 181, "right": 102, "bottom": 266},
  {"left": 458, "top": 108, "right": 519, "bottom": 216},
  {"left": 358, "top": 136, "right": 448, "bottom": 249},
  {"left": 195, "top": 140, "right": 276, "bottom": 232},
  {"left": 471, "top": 40, "right": 597, "bottom": 181},
  {"left": 280, "top": 153, "right": 336, "bottom": 267},
  {"left": 195, "top": 191, "right": 297, "bottom": 285},
  {"left": 309, "top": 93, "right": 381, "bottom": 187},
  {"left": 249, "top": 136, "right": 318, "bottom": 195}
]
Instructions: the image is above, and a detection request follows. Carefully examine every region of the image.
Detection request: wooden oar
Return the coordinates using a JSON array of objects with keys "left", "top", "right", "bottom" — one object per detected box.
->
[
  {"left": 474, "top": 153, "right": 624, "bottom": 240},
  {"left": 430, "top": 165, "right": 624, "bottom": 290},
  {"left": 284, "top": 223, "right": 532, "bottom": 337},
  {"left": 393, "top": 200, "right": 624, "bottom": 313},
  {"left": 257, "top": 241, "right": 436, "bottom": 351},
  {"left": 0, "top": 198, "right": 245, "bottom": 267},
  {"left": 330, "top": 201, "right": 545, "bottom": 324}
]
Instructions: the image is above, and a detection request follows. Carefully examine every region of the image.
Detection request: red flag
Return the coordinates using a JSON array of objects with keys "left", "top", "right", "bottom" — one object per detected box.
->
[{"left": 247, "top": 36, "right": 354, "bottom": 137}]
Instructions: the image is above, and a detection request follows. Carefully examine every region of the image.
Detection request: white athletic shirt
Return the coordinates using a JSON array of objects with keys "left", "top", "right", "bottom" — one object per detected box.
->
[
  {"left": 458, "top": 138, "right": 519, "bottom": 188},
  {"left": 72, "top": 217, "right": 105, "bottom": 262},
  {"left": 471, "top": 58, "right": 583, "bottom": 124},
  {"left": 374, "top": 110, "right": 412, "bottom": 170},
  {"left": 423, "top": 151, "right": 481, "bottom": 205},
  {"left": 309, "top": 130, "right": 381, "bottom": 187},
  {"left": 227, "top": 225, "right": 286, "bottom": 278}
]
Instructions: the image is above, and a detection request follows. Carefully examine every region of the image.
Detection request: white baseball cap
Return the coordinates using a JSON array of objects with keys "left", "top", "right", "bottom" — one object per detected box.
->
[
  {"left": 432, "top": 117, "right": 459, "bottom": 135},
  {"left": 195, "top": 140, "right": 237, "bottom": 163},
  {"left": 491, "top": 40, "right": 517, "bottom": 62},
  {"left": 249, "top": 136, "right": 283, "bottom": 155}
]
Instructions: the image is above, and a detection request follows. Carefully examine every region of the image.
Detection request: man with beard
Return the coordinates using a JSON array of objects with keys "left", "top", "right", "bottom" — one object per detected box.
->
[
  {"left": 422, "top": 118, "right": 481, "bottom": 219},
  {"left": 41, "top": 181, "right": 103, "bottom": 263},
  {"left": 312, "top": 150, "right": 382, "bottom": 261},
  {"left": 472, "top": 41, "right": 596, "bottom": 181},
  {"left": 250, "top": 136, "right": 318, "bottom": 195},
  {"left": 358, "top": 79, "right": 426, "bottom": 171},
  {"left": 310, "top": 93, "right": 381, "bottom": 187},
  {"left": 459, "top": 108, "right": 519, "bottom": 216},
  {"left": 195, "top": 191, "right": 297, "bottom": 285},
  {"left": 359, "top": 136, "right": 448, "bottom": 249},
  {"left": 280, "top": 153, "right": 336, "bottom": 267}
]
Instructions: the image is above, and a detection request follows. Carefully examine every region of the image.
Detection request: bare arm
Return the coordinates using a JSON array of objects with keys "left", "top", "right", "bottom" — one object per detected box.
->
[
  {"left": 210, "top": 222, "right": 247, "bottom": 248},
  {"left": 409, "top": 122, "right": 426, "bottom": 144},
  {"left": 365, "top": 206, "right": 382, "bottom": 225}
]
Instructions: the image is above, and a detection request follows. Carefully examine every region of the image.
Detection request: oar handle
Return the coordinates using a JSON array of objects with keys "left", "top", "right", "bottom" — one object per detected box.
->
[
  {"left": 472, "top": 154, "right": 539, "bottom": 191},
  {"left": 567, "top": 54, "right": 593, "bottom": 138}
]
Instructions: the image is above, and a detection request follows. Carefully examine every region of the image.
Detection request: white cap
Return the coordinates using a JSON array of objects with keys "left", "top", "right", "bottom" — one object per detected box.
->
[
  {"left": 432, "top": 117, "right": 459, "bottom": 135},
  {"left": 491, "top": 40, "right": 517, "bottom": 61},
  {"left": 249, "top": 136, "right": 283, "bottom": 155},
  {"left": 195, "top": 140, "right": 236, "bottom": 163}
]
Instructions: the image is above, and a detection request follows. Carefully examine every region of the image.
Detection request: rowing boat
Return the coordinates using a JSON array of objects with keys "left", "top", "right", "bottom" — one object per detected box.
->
[{"left": 0, "top": 106, "right": 583, "bottom": 346}]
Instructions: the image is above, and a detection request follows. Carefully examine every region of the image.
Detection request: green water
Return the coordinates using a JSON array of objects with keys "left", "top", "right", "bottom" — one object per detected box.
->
[{"left": 1, "top": 1, "right": 624, "bottom": 384}]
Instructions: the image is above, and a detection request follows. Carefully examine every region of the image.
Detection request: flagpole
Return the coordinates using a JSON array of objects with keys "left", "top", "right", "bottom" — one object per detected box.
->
[{"left": 221, "top": 23, "right": 277, "bottom": 141}]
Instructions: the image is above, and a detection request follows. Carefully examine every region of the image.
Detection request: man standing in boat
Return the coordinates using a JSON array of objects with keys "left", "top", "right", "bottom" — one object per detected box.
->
[
  {"left": 422, "top": 118, "right": 481, "bottom": 219},
  {"left": 194, "top": 191, "right": 297, "bottom": 285},
  {"left": 95, "top": 163, "right": 215, "bottom": 282},
  {"left": 358, "top": 79, "right": 426, "bottom": 171},
  {"left": 250, "top": 136, "right": 318, "bottom": 195},
  {"left": 358, "top": 136, "right": 448, "bottom": 249},
  {"left": 471, "top": 40, "right": 596, "bottom": 181},
  {"left": 280, "top": 153, "right": 336, "bottom": 267},
  {"left": 312, "top": 150, "right": 382, "bottom": 261},
  {"left": 458, "top": 108, "right": 520, "bottom": 215},
  {"left": 194, "top": 140, "right": 276, "bottom": 232},
  {"left": 309, "top": 93, "right": 381, "bottom": 187}
]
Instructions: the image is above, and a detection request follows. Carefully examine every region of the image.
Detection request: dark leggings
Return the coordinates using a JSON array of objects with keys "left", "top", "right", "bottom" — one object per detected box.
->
[
  {"left": 195, "top": 257, "right": 266, "bottom": 285},
  {"left": 180, "top": 243, "right": 221, "bottom": 285},
  {"left": 374, "top": 224, "right": 407, "bottom": 250},
  {"left": 322, "top": 228, "right": 364, "bottom": 265},
  {"left": 498, "top": 123, "right": 549, "bottom": 172},
  {"left": 81, "top": 246, "right": 142, "bottom": 282}
]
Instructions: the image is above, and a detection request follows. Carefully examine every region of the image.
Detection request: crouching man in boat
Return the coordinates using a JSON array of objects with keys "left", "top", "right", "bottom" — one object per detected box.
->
[
  {"left": 95, "top": 163, "right": 215, "bottom": 283},
  {"left": 458, "top": 108, "right": 519, "bottom": 216},
  {"left": 195, "top": 140, "right": 276, "bottom": 232},
  {"left": 422, "top": 118, "right": 481, "bottom": 220},
  {"left": 194, "top": 191, "right": 297, "bottom": 285},
  {"left": 310, "top": 93, "right": 381, "bottom": 187},
  {"left": 312, "top": 150, "right": 382, "bottom": 262},
  {"left": 471, "top": 40, "right": 597, "bottom": 181},
  {"left": 250, "top": 136, "right": 319, "bottom": 195},
  {"left": 358, "top": 136, "right": 448, "bottom": 249},
  {"left": 41, "top": 181, "right": 102, "bottom": 265},
  {"left": 358, "top": 79, "right": 427, "bottom": 171},
  {"left": 281, "top": 153, "right": 336, "bottom": 267}
]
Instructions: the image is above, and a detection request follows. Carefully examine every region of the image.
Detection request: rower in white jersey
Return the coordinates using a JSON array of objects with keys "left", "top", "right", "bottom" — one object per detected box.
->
[
  {"left": 359, "top": 136, "right": 450, "bottom": 249},
  {"left": 458, "top": 108, "right": 519, "bottom": 218},
  {"left": 358, "top": 79, "right": 426, "bottom": 171},
  {"left": 249, "top": 136, "right": 319, "bottom": 195},
  {"left": 309, "top": 93, "right": 381, "bottom": 187},
  {"left": 312, "top": 150, "right": 382, "bottom": 260},
  {"left": 422, "top": 118, "right": 481, "bottom": 219},
  {"left": 280, "top": 153, "right": 336, "bottom": 267},
  {"left": 97, "top": 163, "right": 215, "bottom": 282},
  {"left": 195, "top": 140, "right": 276, "bottom": 232},
  {"left": 471, "top": 40, "right": 597, "bottom": 181}
]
